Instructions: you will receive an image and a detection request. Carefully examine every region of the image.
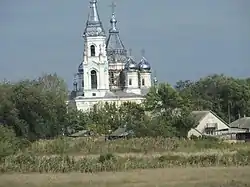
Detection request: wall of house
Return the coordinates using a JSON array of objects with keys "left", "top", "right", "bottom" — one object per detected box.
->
[
  {"left": 196, "top": 112, "right": 229, "bottom": 135},
  {"left": 187, "top": 128, "right": 202, "bottom": 138}
]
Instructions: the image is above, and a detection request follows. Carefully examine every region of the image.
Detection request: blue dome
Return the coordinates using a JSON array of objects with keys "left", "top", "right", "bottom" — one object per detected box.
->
[
  {"left": 78, "top": 63, "right": 83, "bottom": 73},
  {"left": 125, "top": 57, "right": 137, "bottom": 71},
  {"left": 138, "top": 57, "right": 151, "bottom": 71}
]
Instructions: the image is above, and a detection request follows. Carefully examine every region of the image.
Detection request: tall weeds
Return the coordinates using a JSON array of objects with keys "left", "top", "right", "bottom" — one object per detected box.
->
[
  {"left": 26, "top": 137, "right": 246, "bottom": 155},
  {"left": 1, "top": 151, "right": 250, "bottom": 173}
]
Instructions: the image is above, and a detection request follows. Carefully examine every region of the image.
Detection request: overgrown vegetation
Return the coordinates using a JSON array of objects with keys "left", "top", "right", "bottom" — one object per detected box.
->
[
  {"left": 26, "top": 137, "right": 245, "bottom": 155},
  {"left": 1, "top": 149, "right": 250, "bottom": 173},
  {"left": 0, "top": 136, "right": 249, "bottom": 173},
  {"left": 1, "top": 73, "right": 250, "bottom": 173}
]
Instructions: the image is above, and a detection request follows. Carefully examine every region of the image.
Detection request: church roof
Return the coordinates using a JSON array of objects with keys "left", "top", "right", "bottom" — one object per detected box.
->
[
  {"left": 106, "top": 4, "right": 127, "bottom": 60},
  {"left": 83, "top": 0, "right": 105, "bottom": 37},
  {"left": 104, "top": 90, "right": 142, "bottom": 98},
  {"left": 74, "top": 90, "right": 148, "bottom": 101}
]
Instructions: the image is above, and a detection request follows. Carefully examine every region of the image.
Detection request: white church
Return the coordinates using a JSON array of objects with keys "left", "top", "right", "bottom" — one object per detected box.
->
[{"left": 68, "top": 0, "right": 156, "bottom": 112}]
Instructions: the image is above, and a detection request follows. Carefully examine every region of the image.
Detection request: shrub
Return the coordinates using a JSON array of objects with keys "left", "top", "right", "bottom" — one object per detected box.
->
[
  {"left": 26, "top": 137, "right": 242, "bottom": 155},
  {"left": 0, "top": 151, "right": 249, "bottom": 173},
  {"left": 0, "top": 125, "right": 29, "bottom": 160},
  {"left": 99, "top": 153, "right": 116, "bottom": 163}
]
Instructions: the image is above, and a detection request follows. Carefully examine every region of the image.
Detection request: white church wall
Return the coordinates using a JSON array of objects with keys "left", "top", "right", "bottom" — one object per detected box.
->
[
  {"left": 83, "top": 35, "right": 109, "bottom": 98},
  {"left": 74, "top": 97, "right": 145, "bottom": 112},
  {"left": 140, "top": 72, "right": 151, "bottom": 88},
  {"left": 124, "top": 71, "right": 141, "bottom": 95}
]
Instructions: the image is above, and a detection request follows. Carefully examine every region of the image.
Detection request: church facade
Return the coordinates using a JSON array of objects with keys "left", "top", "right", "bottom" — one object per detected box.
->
[{"left": 68, "top": 0, "right": 155, "bottom": 112}]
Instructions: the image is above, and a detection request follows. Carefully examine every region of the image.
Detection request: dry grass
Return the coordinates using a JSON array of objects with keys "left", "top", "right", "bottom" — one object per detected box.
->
[
  {"left": 43, "top": 149, "right": 237, "bottom": 160},
  {"left": 0, "top": 167, "right": 250, "bottom": 187}
]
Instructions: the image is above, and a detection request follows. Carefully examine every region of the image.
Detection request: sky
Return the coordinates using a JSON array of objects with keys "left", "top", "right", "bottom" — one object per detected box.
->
[{"left": 1, "top": 0, "right": 250, "bottom": 88}]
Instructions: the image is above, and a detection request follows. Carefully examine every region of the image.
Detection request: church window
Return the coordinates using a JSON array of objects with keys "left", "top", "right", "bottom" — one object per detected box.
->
[
  {"left": 110, "top": 72, "right": 114, "bottom": 84},
  {"left": 142, "top": 78, "right": 145, "bottom": 86},
  {"left": 129, "top": 79, "right": 132, "bottom": 85},
  {"left": 91, "top": 70, "right": 97, "bottom": 89},
  {"left": 92, "top": 93, "right": 96, "bottom": 96},
  {"left": 90, "top": 45, "right": 96, "bottom": 56}
]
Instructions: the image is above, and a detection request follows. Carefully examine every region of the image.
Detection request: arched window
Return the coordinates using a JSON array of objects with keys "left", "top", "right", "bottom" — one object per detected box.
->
[
  {"left": 142, "top": 78, "right": 145, "bottom": 86},
  {"left": 91, "top": 70, "right": 97, "bottom": 89},
  {"left": 90, "top": 45, "right": 95, "bottom": 56},
  {"left": 129, "top": 79, "right": 132, "bottom": 86}
]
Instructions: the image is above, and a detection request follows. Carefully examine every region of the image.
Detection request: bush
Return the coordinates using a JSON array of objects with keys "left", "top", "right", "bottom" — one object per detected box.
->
[
  {"left": 0, "top": 151, "right": 249, "bottom": 173},
  {"left": 0, "top": 125, "right": 28, "bottom": 160},
  {"left": 26, "top": 137, "right": 241, "bottom": 155},
  {"left": 99, "top": 153, "right": 116, "bottom": 163}
]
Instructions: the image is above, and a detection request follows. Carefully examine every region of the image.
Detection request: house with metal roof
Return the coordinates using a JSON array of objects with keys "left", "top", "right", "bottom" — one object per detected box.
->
[
  {"left": 228, "top": 117, "right": 250, "bottom": 131},
  {"left": 188, "top": 110, "right": 230, "bottom": 138}
]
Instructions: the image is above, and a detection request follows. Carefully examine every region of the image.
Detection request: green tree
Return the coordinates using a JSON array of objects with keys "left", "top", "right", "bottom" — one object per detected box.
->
[
  {"left": 0, "top": 74, "right": 68, "bottom": 141},
  {"left": 143, "top": 83, "right": 194, "bottom": 137},
  {"left": 176, "top": 74, "right": 250, "bottom": 122}
]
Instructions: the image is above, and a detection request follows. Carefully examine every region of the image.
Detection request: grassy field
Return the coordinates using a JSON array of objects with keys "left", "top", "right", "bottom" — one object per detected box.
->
[
  {"left": 1, "top": 137, "right": 250, "bottom": 173},
  {"left": 0, "top": 167, "right": 250, "bottom": 187},
  {"left": 27, "top": 137, "right": 248, "bottom": 155},
  {"left": 1, "top": 137, "right": 250, "bottom": 186}
]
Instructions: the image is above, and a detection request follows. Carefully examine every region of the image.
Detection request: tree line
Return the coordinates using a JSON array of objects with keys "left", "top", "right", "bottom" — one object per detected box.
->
[{"left": 1, "top": 73, "right": 250, "bottom": 142}]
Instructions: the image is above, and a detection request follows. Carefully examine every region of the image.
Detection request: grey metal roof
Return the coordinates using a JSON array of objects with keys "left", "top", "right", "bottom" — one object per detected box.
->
[
  {"left": 83, "top": 0, "right": 105, "bottom": 37},
  {"left": 103, "top": 90, "right": 143, "bottom": 98},
  {"left": 109, "top": 127, "right": 134, "bottom": 137},
  {"left": 191, "top": 111, "right": 210, "bottom": 123},
  {"left": 74, "top": 90, "right": 145, "bottom": 100},
  {"left": 69, "top": 130, "right": 89, "bottom": 137},
  {"left": 107, "top": 33, "right": 125, "bottom": 52},
  {"left": 229, "top": 117, "right": 250, "bottom": 129},
  {"left": 110, "top": 127, "right": 127, "bottom": 136},
  {"left": 106, "top": 12, "right": 127, "bottom": 62}
]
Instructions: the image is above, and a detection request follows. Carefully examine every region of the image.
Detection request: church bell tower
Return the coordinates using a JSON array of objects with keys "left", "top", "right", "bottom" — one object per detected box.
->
[{"left": 82, "top": 0, "right": 110, "bottom": 98}]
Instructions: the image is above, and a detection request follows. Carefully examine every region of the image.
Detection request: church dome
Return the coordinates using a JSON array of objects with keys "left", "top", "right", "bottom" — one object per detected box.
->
[
  {"left": 138, "top": 57, "right": 151, "bottom": 71},
  {"left": 125, "top": 57, "right": 137, "bottom": 71},
  {"left": 78, "top": 63, "right": 83, "bottom": 73}
]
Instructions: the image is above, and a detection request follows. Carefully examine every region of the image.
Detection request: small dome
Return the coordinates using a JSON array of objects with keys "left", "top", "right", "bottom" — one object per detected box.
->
[
  {"left": 138, "top": 57, "right": 151, "bottom": 71},
  {"left": 78, "top": 63, "right": 83, "bottom": 73},
  {"left": 125, "top": 57, "right": 137, "bottom": 71}
]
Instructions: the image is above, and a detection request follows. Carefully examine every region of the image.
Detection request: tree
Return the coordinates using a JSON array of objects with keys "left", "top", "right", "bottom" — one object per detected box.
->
[
  {"left": 0, "top": 74, "right": 69, "bottom": 141},
  {"left": 176, "top": 74, "right": 250, "bottom": 122},
  {"left": 143, "top": 83, "right": 194, "bottom": 137},
  {"left": 145, "top": 83, "right": 183, "bottom": 113}
]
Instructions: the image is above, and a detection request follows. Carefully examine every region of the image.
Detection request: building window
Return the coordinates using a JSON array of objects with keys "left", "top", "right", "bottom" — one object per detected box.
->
[
  {"left": 129, "top": 79, "right": 132, "bottom": 86},
  {"left": 110, "top": 71, "right": 114, "bottom": 84},
  {"left": 92, "top": 93, "right": 96, "bottom": 96},
  {"left": 90, "top": 45, "right": 95, "bottom": 56},
  {"left": 91, "top": 70, "right": 97, "bottom": 89},
  {"left": 204, "top": 128, "right": 215, "bottom": 135},
  {"left": 142, "top": 78, "right": 145, "bottom": 86}
]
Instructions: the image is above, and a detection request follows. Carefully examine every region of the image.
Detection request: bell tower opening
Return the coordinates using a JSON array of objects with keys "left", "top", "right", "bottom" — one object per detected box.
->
[
  {"left": 142, "top": 78, "right": 145, "bottom": 86},
  {"left": 91, "top": 70, "right": 97, "bottom": 89},
  {"left": 90, "top": 45, "right": 96, "bottom": 56}
]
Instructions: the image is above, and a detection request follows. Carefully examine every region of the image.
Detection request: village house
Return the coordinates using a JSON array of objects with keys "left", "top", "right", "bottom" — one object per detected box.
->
[{"left": 188, "top": 110, "right": 229, "bottom": 138}]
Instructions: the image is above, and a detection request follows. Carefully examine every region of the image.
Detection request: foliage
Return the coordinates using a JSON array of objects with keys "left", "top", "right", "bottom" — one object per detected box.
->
[
  {"left": 1, "top": 73, "right": 250, "bottom": 161},
  {"left": 0, "top": 74, "right": 68, "bottom": 141},
  {"left": 26, "top": 137, "right": 245, "bottom": 155},
  {"left": 1, "top": 150, "right": 250, "bottom": 173},
  {"left": 142, "top": 83, "right": 195, "bottom": 137},
  {"left": 0, "top": 125, "right": 29, "bottom": 160},
  {"left": 176, "top": 74, "right": 250, "bottom": 122}
]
